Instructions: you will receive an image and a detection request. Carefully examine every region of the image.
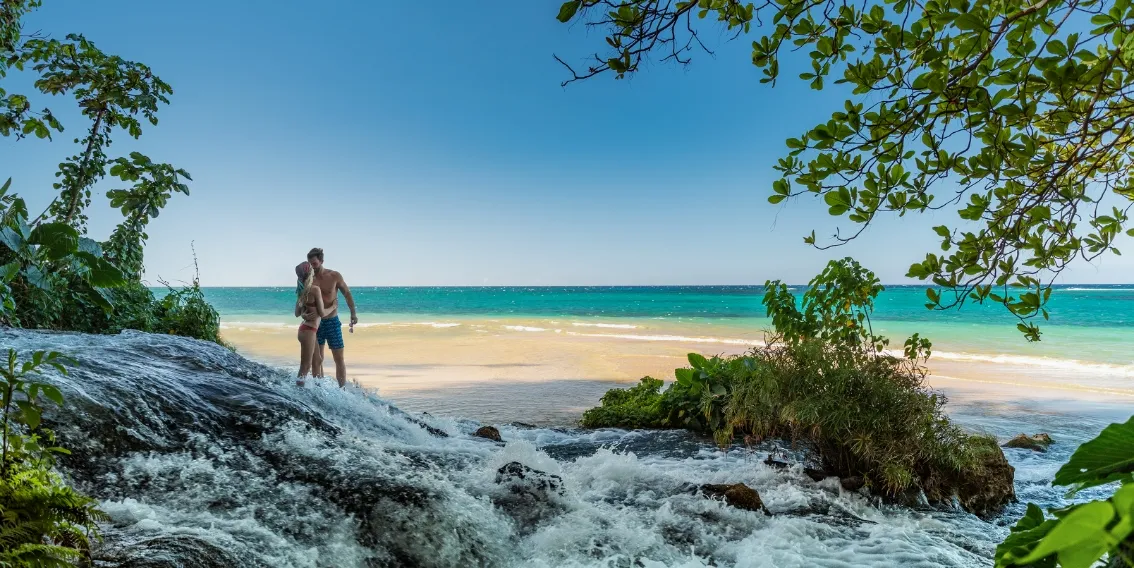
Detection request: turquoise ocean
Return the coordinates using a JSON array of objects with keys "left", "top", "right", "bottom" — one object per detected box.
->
[{"left": 205, "top": 284, "right": 1134, "bottom": 369}]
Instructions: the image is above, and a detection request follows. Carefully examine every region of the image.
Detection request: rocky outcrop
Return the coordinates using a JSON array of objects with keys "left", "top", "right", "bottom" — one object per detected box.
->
[
  {"left": 495, "top": 462, "right": 563, "bottom": 497},
  {"left": 839, "top": 476, "right": 865, "bottom": 492},
  {"left": 921, "top": 438, "right": 1017, "bottom": 518},
  {"left": 1003, "top": 433, "right": 1054, "bottom": 452},
  {"left": 699, "top": 483, "right": 768, "bottom": 514},
  {"left": 492, "top": 462, "right": 565, "bottom": 530},
  {"left": 474, "top": 426, "right": 503, "bottom": 442}
]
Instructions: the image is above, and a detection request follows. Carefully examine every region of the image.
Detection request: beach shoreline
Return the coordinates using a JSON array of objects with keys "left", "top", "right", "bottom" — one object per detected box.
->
[{"left": 219, "top": 316, "right": 1134, "bottom": 425}]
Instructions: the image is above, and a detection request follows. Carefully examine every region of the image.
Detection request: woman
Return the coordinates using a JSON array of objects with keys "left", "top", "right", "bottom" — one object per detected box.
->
[{"left": 295, "top": 261, "right": 332, "bottom": 386}]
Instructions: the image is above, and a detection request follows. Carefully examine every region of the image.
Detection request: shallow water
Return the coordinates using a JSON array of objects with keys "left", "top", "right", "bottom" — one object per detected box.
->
[{"left": 1, "top": 329, "right": 1124, "bottom": 567}]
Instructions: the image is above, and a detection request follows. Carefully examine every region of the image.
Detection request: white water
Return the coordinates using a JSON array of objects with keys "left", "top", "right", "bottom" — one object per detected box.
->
[{"left": 1, "top": 329, "right": 1123, "bottom": 568}]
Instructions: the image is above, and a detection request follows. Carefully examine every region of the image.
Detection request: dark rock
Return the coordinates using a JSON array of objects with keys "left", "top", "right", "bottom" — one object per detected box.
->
[
  {"left": 922, "top": 438, "right": 1017, "bottom": 518},
  {"left": 96, "top": 534, "right": 253, "bottom": 568},
  {"left": 474, "top": 425, "right": 503, "bottom": 442},
  {"left": 495, "top": 462, "right": 563, "bottom": 495},
  {"left": 700, "top": 483, "right": 768, "bottom": 514},
  {"left": 492, "top": 462, "right": 566, "bottom": 530},
  {"left": 404, "top": 415, "right": 449, "bottom": 438},
  {"left": 763, "top": 455, "right": 790, "bottom": 470},
  {"left": 840, "top": 476, "right": 866, "bottom": 492},
  {"left": 1003, "top": 433, "right": 1054, "bottom": 452},
  {"left": 509, "top": 422, "right": 538, "bottom": 429},
  {"left": 804, "top": 467, "right": 829, "bottom": 482}
]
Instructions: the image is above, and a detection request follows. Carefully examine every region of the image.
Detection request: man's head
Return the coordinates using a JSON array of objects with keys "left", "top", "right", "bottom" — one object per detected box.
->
[{"left": 307, "top": 247, "right": 324, "bottom": 271}]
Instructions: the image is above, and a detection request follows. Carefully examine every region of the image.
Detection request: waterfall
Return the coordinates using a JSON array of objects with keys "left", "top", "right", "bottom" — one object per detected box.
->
[{"left": 2, "top": 329, "right": 1028, "bottom": 567}]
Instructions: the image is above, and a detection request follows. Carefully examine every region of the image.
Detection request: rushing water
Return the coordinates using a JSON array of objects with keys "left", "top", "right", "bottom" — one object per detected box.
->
[{"left": 1, "top": 329, "right": 1125, "bottom": 567}]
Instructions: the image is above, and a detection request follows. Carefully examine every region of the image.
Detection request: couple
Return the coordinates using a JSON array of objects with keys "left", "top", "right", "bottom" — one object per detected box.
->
[{"left": 294, "top": 248, "right": 358, "bottom": 387}]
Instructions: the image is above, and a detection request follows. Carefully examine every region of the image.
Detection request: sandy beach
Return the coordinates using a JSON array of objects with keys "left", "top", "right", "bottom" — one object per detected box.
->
[{"left": 219, "top": 316, "right": 1134, "bottom": 425}]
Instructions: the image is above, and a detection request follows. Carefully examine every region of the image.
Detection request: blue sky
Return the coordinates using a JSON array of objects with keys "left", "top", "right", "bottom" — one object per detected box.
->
[{"left": 4, "top": 0, "right": 1131, "bottom": 286}]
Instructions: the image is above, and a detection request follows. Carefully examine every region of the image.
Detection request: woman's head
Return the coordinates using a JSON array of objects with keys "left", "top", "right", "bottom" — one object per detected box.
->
[{"left": 295, "top": 262, "right": 314, "bottom": 294}]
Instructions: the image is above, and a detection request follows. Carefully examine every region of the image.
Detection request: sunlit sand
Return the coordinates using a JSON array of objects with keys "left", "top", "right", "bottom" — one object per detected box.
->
[{"left": 219, "top": 316, "right": 1134, "bottom": 425}]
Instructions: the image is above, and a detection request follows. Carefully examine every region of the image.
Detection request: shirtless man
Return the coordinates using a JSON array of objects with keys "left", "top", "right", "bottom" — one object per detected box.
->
[{"left": 306, "top": 247, "right": 358, "bottom": 388}]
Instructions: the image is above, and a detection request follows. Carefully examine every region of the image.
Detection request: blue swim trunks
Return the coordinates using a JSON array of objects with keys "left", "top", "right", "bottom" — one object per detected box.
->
[{"left": 317, "top": 315, "right": 345, "bottom": 350}]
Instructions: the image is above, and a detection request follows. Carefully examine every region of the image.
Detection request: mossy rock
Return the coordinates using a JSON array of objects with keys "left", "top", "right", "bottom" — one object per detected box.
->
[
  {"left": 1002, "top": 433, "right": 1054, "bottom": 452},
  {"left": 921, "top": 435, "right": 1016, "bottom": 518},
  {"left": 474, "top": 426, "right": 503, "bottom": 442},
  {"left": 700, "top": 483, "right": 768, "bottom": 514}
]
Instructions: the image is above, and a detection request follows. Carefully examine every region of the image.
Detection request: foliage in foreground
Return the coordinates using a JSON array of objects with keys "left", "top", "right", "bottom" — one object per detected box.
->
[
  {"left": 556, "top": 0, "right": 1134, "bottom": 341},
  {"left": 995, "top": 416, "right": 1134, "bottom": 568},
  {"left": 584, "top": 259, "right": 1014, "bottom": 515},
  {"left": 1, "top": 350, "right": 106, "bottom": 567}
]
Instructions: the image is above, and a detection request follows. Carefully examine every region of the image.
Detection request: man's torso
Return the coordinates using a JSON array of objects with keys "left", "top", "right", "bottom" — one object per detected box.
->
[{"left": 314, "top": 269, "right": 340, "bottom": 319}]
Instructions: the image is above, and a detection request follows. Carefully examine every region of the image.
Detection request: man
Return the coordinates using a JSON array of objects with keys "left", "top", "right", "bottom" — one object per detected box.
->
[{"left": 306, "top": 247, "right": 358, "bottom": 388}]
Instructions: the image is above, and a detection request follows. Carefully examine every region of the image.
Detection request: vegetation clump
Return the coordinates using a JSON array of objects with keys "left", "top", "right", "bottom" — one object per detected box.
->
[
  {"left": 1, "top": 350, "right": 107, "bottom": 567},
  {"left": 582, "top": 259, "right": 1016, "bottom": 516}
]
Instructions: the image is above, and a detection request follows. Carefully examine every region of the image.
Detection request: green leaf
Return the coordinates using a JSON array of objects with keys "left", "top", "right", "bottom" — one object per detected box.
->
[
  {"left": 0, "top": 261, "right": 18, "bottom": 282},
  {"left": 954, "top": 13, "right": 984, "bottom": 31},
  {"left": 24, "top": 266, "right": 51, "bottom": 291},
  {"left": 77, "top": 237, "right": 103, "bottom": 257},
  {"left": 15, "top": 400, "right": 41, "bottom": 429},
  {"left": 556, "top": 0, "right": 581, "bottom": 22},
  {"left": 86, "top": 258, "right": 126, "bottom": 287},
  {"left": 1015, "top": 501, "right": 1114, "bottom": 566},
  {"left": 687, "top": 353, "right": 708, "bottom": 369},
  {"left": 28, "top": 222, "right": 80, "bottom": 260},
  {"left": 1054, "top": 415, "right": 1134, "bottom": 491},
  {"left": 0, "top": 226, "right": 25, "bottom": 252},
  {"left": 675, "top": 368, "right": 694, "bottom": 385},
  {"left": 39, "top": 384, "right": 64, "bottom": 406}
]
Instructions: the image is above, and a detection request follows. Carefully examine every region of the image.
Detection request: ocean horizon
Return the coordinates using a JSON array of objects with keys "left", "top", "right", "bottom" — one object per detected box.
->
[{"left": 204, "top": 285, "right": 1134, "bottom": 370}]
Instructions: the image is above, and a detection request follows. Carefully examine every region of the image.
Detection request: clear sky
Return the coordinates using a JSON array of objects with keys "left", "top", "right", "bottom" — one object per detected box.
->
[{"left": 4, "top": 1, "right": 1131, "bottom": 286}]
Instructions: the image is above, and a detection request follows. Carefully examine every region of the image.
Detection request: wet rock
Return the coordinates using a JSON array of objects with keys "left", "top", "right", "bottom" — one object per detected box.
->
[
  {"left": 922, "top": 438, "right": 1017, "bottom": 518},
  {"left": 804, "top": 467, "right": 829, "bottom": 482},
  {"left": 509, "top": 422, "right": 538, "bottom": 429},
  {"left": 1003, "top": 433, "right": 1054, "bottom": 452},
  {"left": 474, "top": 425, "right": 503, "bottom": 442},
  {"left": 495, "top": 462, "right": 563, "bottom": 495},
  {"left": 404, "top": 415, "right": 449, "bottom": 438},
  {"left": 763, "top": 455, "right": 790, "bottom": 470},
  {"left": 840, "top": 476, "right": 866, "bottom": 492},
  {"left": 699, "top": 483, "right": 768, "bottom": 514},
  {"left": 492, "top": 462, "right": 565, "bottom": 530},
  {"left": 96, "top": 534, "right": 252, "bottom": 568}
]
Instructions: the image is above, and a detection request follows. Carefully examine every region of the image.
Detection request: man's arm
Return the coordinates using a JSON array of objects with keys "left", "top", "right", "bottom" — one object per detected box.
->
[{"left": 337, "top": 272, "right": 358, "bottom": 326}]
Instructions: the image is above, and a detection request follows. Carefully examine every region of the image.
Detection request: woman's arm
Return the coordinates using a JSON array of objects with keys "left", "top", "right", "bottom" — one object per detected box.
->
[
  {"left": 314, "top": 287, "right": 332, "bottom": 317},
  {"left": 294, "top": 293, "right": 305, "bottom": 317}
]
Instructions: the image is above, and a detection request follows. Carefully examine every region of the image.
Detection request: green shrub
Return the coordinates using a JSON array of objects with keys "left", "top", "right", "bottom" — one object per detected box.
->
[
  {"left": 1, "top": 350, "right": 107, "bottom": 566},
  {"left": 152, "top": 281, "right": 225, "bottom": 346},
  {"left": 723, "top": 341, "right": 1007, "bottom": 504},
  {"left": 581, "top": 259, "right": 1015, "bottom": 515},
  {"left": 580, "top": 377, "right": 668, "bottom": 429}
]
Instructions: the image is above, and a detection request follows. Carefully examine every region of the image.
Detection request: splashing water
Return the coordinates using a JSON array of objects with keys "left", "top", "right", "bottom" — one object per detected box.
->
[{"left": 0, "top": 329, "right": 1116, "bottom": 567}]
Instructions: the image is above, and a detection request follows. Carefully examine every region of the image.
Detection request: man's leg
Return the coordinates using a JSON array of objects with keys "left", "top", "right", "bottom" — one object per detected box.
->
[
  {"left": 331, "top": 348, "right": 346, "bottom": 388},
  {"left": 314, "top": 344, "right": 325, "bottom": 377}
]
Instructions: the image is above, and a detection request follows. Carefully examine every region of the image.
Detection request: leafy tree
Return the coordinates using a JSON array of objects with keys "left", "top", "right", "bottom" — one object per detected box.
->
[
  {"left": 1, "top": 0, "right": 189, "bottom": 272},
  {"left": 105, "top": 153, "right": 192, "bottom": 278},
  {"left": 0, "top": 178, "right": 126, "bottom": 326},
  {"left": 555, "top": 0, "right": 1134, "bottom": 341}
]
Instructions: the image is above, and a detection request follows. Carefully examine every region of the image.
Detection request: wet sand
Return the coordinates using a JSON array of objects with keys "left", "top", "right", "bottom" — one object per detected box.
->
[{"left": 220, "top": 317, "right": 1134, "bottom": 425}]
